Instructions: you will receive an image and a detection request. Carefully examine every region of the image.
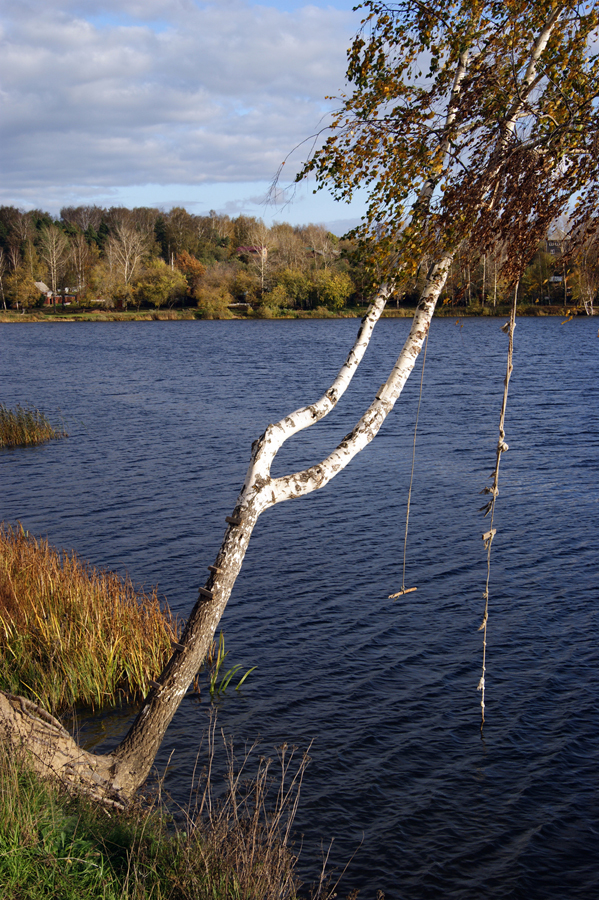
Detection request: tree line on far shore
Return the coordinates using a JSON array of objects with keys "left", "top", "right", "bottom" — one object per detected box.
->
[{"left": 0, "top": 205, "right": 595, "bottom": 316}]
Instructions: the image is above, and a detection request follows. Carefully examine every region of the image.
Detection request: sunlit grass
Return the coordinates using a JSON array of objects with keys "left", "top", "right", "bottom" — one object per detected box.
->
[
  {"left": 0, "top": 729, "right": 307, "bottom": 900},
  {"left": 0, "top": 403, "right": 67, "bottom": 448},
  {"left": 0, "top": 523, "right": 178, "bottom": 712}
]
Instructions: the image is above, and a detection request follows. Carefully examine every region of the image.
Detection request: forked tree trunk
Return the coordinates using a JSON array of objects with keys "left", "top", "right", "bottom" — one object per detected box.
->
[
  {"left": 109, "top": 255, "right": 452, "bottom": 797},
  {"left": 0, "top": 258, "right": 451, "bottom": 801}
]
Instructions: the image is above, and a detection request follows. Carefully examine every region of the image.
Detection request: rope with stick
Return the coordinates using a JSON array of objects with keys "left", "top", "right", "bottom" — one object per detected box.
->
[
  {"left": 477, "top": 282, "right": 518, "bottom": 728},
  {"left": 389, "top": 328, "right": 430, "bottom": 599}
]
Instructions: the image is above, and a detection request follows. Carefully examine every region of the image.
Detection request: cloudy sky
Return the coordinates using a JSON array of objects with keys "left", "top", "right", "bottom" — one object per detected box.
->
[{"left": 1, "top": 0, "right": 369, "bottom": 232}]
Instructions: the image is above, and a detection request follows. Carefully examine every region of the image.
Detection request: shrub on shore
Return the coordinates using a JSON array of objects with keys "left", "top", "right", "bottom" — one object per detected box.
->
[
  {"left": 0, "top": 403, "right": 67, "bottom": 449},
  {"left": 0, "top": 523, "right": 178, "bottom": 712}
]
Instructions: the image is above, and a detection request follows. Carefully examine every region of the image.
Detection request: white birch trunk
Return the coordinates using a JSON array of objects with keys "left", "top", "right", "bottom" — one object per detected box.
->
[
  {"left": 109, "top": 28, "right": 474, "bottom": 795},
  {"left": 112, "top": 12, "right": 562, "bottom": 793},
  {"left": 110, "top": 257, "right": 451, "bottom": 796}
]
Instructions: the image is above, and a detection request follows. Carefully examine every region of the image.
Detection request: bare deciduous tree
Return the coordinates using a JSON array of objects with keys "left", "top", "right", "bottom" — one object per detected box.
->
[
  {"left": 38, "top": 224, "right": 69, "bottom": 296},
  {"left": 69, "top": 232, "right": 97, "bottom": 294},
  {"left": 105, "top": 222, "right": 151, "bottom": 289},
  {"left": 60, "top": 206, "right": 104, "bottom": 233}
]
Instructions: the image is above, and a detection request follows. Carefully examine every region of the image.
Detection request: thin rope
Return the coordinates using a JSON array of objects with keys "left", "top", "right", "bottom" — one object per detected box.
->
[
  {"left": 478, "top": 281, "right": 518, "bottom": 729},
  {"left": 389, "top": 328, "right": 429, "bottom": 599}
]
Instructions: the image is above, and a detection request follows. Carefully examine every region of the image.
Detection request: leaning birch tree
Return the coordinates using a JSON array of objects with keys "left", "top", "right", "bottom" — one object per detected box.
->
[{"left": 2, "top": 0, "right": 599, "bottom": 802}]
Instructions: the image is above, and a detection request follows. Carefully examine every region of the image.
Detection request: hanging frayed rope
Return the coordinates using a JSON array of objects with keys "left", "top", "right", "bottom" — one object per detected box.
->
[
  {"left": 389, "top": 328, "right": 429, "bottom": 600},
  {"left": 477, "top": 282, "right": 518, "bottom": 728}
]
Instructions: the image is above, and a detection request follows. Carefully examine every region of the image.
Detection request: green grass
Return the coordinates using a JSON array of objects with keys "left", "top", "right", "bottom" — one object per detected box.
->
[
  {"left": 0, "top": 523, "right": 179, "bottom": 713},
  {"left": 0, "top": 403, "right": 67, "bottom": 448},
  {"left": 0, "top": 735, "right": 307, "bottom": 900}
]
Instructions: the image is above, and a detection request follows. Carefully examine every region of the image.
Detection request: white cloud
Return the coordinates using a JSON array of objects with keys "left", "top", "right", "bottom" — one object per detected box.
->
[{"left": 0, "top": 0, "right": 360, "bottom": 222}]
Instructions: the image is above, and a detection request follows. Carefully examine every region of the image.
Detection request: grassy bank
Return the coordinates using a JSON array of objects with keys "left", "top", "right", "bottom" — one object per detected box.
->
[
  {"left": 1, "top": 302, "right": 587, "bottom": 323},
  {"left": 0, "top": 307, "right": 363, "bottom": 322},
  {"left": 0, "top": 527, "right": 319, "bottom": 897},
  {"left": 0, "top": 309, "right": 199, "bottom": 323},
  {"left": 0, "top": 404, "right": 67, "bottom": 449},
  {"left": 0, "top": 524, "right": 178, "bottom": 712},
  {"left": 0, "top": 736, "right": 308, "bottom": 900},
  {"left": 0, "top": 534, "right": 348, "bottom": 898}
]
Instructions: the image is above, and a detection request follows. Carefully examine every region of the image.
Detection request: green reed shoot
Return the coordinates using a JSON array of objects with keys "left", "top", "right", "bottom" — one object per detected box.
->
[
  {"left": 0, "top": 523, "right": 178, "bottom": 712},
  {"left": 0, "top": 403, "right": 67, "bottom": 448},
  {"left": 236, "top": 665, "right": 257, "bottom": 689},
  {"left": 207, "top": 631, "right": 256, "bottom": 698}
]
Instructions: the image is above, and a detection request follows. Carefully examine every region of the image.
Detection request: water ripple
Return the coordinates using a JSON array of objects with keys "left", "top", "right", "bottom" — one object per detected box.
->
[{"left": 1, "top": 318, "right": 598, "bottom": 899}]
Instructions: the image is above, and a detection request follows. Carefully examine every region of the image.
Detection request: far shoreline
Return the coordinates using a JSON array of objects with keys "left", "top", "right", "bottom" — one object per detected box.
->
[{"left": 0, "top": 303, "right": 590, "bottom": 324}]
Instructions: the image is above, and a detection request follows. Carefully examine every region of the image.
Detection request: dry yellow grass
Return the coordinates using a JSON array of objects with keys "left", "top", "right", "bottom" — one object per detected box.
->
[{"left": 0, "top": 523, "right": 178, "bottom": 712}]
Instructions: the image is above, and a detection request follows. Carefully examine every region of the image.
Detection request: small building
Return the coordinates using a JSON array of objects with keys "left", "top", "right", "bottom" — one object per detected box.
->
[
  {"left": 35, "top": 281, "right": 55, "bottom": 304},
  {"left": 545, "top": 239, "right": 569, "bottom": 256},
  {"left": 236, "top": 246, "right": 268, "bottom": 261},
  {"left": 35, "top": 283, "right": 78, "bottom": 306}
]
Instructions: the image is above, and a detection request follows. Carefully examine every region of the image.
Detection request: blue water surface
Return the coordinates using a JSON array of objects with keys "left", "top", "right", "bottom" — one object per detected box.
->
[{"left": 1, "top": 316, "right": 598, "bottom": 899}]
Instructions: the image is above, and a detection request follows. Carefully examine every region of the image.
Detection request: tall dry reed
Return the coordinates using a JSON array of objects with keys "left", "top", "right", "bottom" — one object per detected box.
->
[
  {"left": 0, "top": 404, "right": 67, "bottom": 448},
  {"left": 169, "top": 714, "right": 309, "bottom": 899},
  {"left": 0, "top": 523, "right": 178, "bottom": 712}
]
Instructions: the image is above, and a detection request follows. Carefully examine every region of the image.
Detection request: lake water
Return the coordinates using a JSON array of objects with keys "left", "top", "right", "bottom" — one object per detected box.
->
[{"left": 1, "top": 317, "right": 598, "bottom": 899}]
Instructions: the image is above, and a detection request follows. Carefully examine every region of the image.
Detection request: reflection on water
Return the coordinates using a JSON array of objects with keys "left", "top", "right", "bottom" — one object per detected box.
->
[{"left": 1, "top": 318, "right": 598, "bottom": 899}]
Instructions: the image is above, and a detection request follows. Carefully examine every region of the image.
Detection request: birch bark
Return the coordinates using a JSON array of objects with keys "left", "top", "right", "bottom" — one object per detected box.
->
[
  {"left": 112, "top": 7, "right": 563, "bottom": 795},
  {"left": 109, "top": 30, "right": 477, "bottom": 790},
  {"left": 111, "top": 259, "right": 451, "bottom": 796}
]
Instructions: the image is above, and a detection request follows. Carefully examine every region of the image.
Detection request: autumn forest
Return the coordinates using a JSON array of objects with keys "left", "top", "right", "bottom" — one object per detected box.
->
[{"left": 0, "top": 204, "right": 595, "bottom": 316}]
